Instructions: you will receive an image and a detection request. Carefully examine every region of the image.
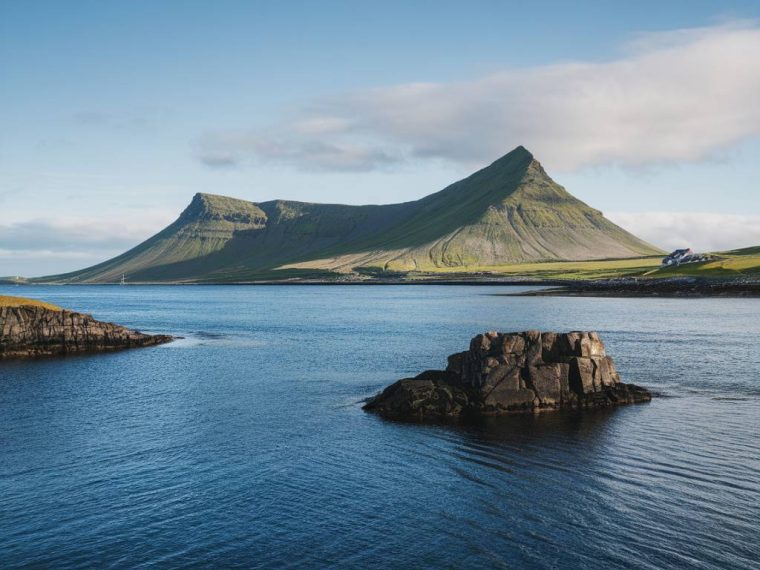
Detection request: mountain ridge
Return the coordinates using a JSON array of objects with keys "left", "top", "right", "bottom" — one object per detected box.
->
[{"left": 41, "top": 146, "right": 662, "bottom": 283}]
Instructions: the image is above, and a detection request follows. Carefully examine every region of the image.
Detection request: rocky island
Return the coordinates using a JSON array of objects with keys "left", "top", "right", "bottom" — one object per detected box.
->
[
  {"left": 364, "top": 331, "right": 651, "bottom": 420},
  {"left": 0, "top": 296, "right": 172, "bottom": 359}
]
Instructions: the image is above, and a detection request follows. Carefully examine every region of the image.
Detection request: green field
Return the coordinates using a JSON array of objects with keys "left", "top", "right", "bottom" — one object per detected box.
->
[
  {"left": 371, "top": 246, "right": 760, "bottom": 282},
  {"left": 642, "top": 246, "right": 760, "bottom": 279},
  {"left": 383, "top": 256, "right": 663, "bottom": 280},
  {"left": 468, "top": 247, "right": 760, "bottom": 281}
]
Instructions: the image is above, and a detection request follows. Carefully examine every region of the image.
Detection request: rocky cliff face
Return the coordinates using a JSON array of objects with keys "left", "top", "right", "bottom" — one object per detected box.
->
[
  {"left": 364, "top": 331, "right": 651, "bottom": 420},
  {"left": 0, "top": 305, "right": 172, "bottom": 359}
]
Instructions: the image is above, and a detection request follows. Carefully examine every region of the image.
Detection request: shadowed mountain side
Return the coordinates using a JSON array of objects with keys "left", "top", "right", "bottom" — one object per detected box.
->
[
  {"left": 41, "top": 146, "right": 661, "bottom": 283},
  {"left": 293, "top": 158, "right": 655, "bottom": 272}
]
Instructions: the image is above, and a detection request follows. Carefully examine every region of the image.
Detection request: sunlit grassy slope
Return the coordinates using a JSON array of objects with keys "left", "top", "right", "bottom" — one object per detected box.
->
[
  {"left": 391, "top": 256, "right": 665, "bottom": 280},
  {"left": 385, "top": 247, "right": 760, "bottom": 282},
  {"left": 40, "top": 146, "right": 662, "bottom": 283},
  {"left": 0, "top": 296, "right": 62, "bottom": 310},
  {"left": 642, "top": 246, "right": 760, "bottom": 279}
]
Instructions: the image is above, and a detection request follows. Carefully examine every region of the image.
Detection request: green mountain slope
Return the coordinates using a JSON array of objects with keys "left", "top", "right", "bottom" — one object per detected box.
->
[{"left": 43, "top": 146, "right": 661, "bottom": 283}]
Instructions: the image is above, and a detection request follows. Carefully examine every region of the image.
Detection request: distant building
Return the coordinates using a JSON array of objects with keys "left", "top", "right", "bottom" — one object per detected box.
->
[{"left": 662, "top": 248, "right": 710, "bottom": 267}]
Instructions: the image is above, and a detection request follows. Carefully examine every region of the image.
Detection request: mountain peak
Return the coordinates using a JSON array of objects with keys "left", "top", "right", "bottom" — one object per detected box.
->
[
  {"left": 181, "top": 192, "right": 267, "bottom": 224},
  {"left": 512, "top": 144, "right": 533, "bottom": 158},
  {"left": 500, "top": 144, "right": 534, "bottom": 161},
  {"left": 480, "top": 145, "right": 536, "bottom": 176},
  {"left": 47, "top": 147, "right": 661, "bottom": 283}
]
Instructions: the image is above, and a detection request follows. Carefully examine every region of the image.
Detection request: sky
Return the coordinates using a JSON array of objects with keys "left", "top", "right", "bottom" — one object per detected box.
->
[{"left": 2, "top": 0, "right": 760, "bottom": 276}]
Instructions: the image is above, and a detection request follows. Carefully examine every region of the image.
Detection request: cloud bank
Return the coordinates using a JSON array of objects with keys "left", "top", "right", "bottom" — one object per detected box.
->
[
  {"left": 0, "top": 216, "right": 172, "bottom": 277},
  {"left": 608, "top": 212, "right": 760, "bottom": 252},
  {"left": 196, "top": 22, "right": 760, "bottom": 172}
]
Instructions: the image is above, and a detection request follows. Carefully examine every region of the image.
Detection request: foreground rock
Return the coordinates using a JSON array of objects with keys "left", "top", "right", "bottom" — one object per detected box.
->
[
  {"left": 1, "top": 302, "right": 172, "bottom": 359},
  {"left": 364, "top": 331, "right": 650, "bottom": 420}
]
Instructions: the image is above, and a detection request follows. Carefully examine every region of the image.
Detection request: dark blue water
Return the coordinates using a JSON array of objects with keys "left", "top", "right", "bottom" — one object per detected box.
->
[{"left": 1, "top": 285, "right": 759, "bottom": 568}]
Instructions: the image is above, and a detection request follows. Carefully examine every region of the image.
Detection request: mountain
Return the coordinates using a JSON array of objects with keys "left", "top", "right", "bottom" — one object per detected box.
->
[{"left": 43, "top": 146, "right": 661, "bottom": 283}]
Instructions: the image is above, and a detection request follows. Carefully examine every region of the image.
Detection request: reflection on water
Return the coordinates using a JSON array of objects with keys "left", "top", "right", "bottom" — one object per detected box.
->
[
  {"left": 463, "top": 407, "right": 619, "bottom": 443},
  {"left": 1, "top": 285, "right": 759, "bottom": 569}
]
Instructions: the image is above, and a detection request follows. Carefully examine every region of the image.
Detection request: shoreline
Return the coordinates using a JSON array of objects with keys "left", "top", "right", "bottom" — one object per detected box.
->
[
  {"left": 5, "top": 276, "right": 760, "bottom": 297},
  {"left": 506, "top": 278, "right": 760, "bottom": 298},
  {"left": 6, "top": 278, "right": 568, "bottom": 287},
  {"left": 0, "top": 299, "right": 173, "bottom": 359}
]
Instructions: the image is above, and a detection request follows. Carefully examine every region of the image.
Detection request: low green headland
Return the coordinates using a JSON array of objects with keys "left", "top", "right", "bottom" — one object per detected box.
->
[
  {"left": 641, "top": 246, "right": 760, "bottom": 279},
  {"left": 0, "top": 296, "right": 63, "bottom": 311},
  {"left": 495, "top": 247, "right": 760, "bottom": 297},
  {"left": 353, "top": 246, "right": 760, "bottom": 283}
]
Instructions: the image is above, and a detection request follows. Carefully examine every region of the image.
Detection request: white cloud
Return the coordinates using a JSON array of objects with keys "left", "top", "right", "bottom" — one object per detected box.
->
[
  {"left": 196, "top": 22, "right": 760, "bottom": 172},
  {"left": 0, "top": 217, "right": 168, "bottom": 251},
  {"left": 195, "top": 131, "right": 400, "bottom": 171},
  {"left": 608, "top": 211, "right": 760, "bottom": 252},
  {"left": 0, "top": 214, "right": 173, "bottom": 276}
]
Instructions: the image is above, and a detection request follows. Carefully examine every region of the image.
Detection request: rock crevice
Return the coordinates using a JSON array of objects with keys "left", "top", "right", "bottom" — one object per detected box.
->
[
  {"left": 0, "top": 305, "right": 172, "bottom": 359},
  {"left": 364, "top": 331, "right": 651, "bottom": 420}
]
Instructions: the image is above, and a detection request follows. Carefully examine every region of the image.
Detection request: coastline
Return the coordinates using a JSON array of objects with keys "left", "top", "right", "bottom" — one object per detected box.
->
[
  {"left": 506, "top": 277, "right": 760, "bottom": 298},
  {"left": 5, "top": 276, "right": 759, "bottom": 297},
  {"left": 0, "top": 297, "right": 173, "bottom": 359}
]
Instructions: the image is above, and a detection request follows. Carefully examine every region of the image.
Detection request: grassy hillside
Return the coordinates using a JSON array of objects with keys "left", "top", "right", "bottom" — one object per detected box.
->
[
  {"left": 27, "top": 248, "right": 760, "bottom": 285},
  {"left": 284, "top": 148, "right": 659, "bottom": 272},
  {"left": 392, "top": 256, "right": 665, "bottom": 280},
  {"left": 0, "top": 296, "right": 62, "bottom": 311},
  {"left": 424, "top": 247, "right": 760, "bottom": 282},
  {"left": 39, "top": 146, "right": 662, "bottom": 283},
  {"left": 41, "top": 193, "right": 270, "bottom": 283},
  {"left": 366, "top": 246, "right": 760, "bottom": 283}
]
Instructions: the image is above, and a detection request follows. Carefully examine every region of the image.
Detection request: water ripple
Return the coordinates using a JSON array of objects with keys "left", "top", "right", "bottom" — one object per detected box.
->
[{"left": 1, "top": 285, "right": 760, "bottom": 568}]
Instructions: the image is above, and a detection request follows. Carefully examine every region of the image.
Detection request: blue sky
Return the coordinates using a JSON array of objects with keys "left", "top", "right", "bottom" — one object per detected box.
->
[{"left": 2, "top": 0, "right": 760, "bottom": 276}]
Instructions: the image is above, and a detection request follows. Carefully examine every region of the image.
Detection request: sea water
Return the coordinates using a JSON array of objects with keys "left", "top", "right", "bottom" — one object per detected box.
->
[{"left": 1, "top": 285, "right": 758, "bottom": 568}]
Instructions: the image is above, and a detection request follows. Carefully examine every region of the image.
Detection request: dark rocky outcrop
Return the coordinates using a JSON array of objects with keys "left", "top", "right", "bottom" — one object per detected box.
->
[
  {"left": 0, "top": 305, "right": 172, "bottom": 359},
  {"left": 364, "top": 331, "right": 650, "bottom": 420}
]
